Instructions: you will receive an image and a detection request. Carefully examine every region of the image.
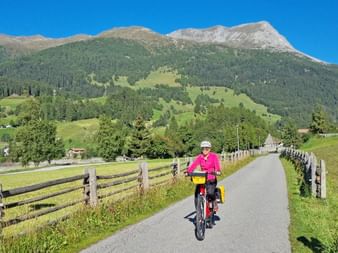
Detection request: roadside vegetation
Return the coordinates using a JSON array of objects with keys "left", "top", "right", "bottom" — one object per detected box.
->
[{"left": 282, "top": 136, "right": 338, "bottom": 253}]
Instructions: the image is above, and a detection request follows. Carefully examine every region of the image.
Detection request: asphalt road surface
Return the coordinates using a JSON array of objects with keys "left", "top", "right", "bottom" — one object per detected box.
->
[{"left": 82, "top": 154, "right": 291, "bottom": 253}]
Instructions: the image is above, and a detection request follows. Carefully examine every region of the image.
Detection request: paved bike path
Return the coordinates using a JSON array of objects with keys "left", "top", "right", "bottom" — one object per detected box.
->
[{"left": 81, "top": 154, "right": 291, "bottom": 253}]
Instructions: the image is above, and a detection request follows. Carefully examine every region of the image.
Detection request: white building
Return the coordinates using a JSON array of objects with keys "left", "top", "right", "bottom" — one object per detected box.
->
[{"left": 263, "top": 133, "right": 282, "bottom": 152}]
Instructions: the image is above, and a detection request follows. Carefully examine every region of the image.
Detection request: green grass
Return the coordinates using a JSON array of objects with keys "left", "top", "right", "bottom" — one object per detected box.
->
[
  {"left": 186, "top": 86, "right": 280, "bottom": 123},
  {"left": 136, "top": 67, "right": 181, "bottom": 87},
  {"left": 0, "top": 115, "right": 18, "bottom": 126},
  {"left": 0, "top": 96, "right": 27, "bottom": 127},
  {"left": 0, "top": 118, "right": 100, "bottom": 151},
  {"left": 89, "top": 96, "right": 106, "bottom": 104},
  {"left": 0, "top": 96, "right": 29, "bottom": 109},
  {"left": 281, "top": 136, "right": 338, "bottom": 253},
  {"left": 0, "top": 157, "right": 255, "bottom": 253},
  {"left": 0, "top": 127, "right": 15, "bottom": 138},
  {"left": 301, "top": 135, "right": 338, "bottom": 151},
  {"left": 56, "top": 118, "right": 100, "bottom": 149}
]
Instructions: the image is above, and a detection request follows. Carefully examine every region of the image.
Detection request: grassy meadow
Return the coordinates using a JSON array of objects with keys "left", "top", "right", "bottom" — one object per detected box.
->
[{"left": 0, "top": 158, "right": 173, "bottom": 237}]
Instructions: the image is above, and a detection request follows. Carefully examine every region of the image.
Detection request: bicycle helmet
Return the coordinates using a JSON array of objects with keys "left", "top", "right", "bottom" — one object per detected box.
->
[{"left": 200, "top": 140, "right": 212, "bottom": 148}]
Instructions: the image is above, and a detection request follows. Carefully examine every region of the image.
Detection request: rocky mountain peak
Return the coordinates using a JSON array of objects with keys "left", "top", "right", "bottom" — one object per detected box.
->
[{"left": 167, "top": 21, "right": 295, "bottom": 52}]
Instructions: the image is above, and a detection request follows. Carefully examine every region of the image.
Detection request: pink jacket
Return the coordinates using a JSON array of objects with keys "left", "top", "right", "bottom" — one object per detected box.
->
[{"left": 187, "top": 152, "right": 221, "bottom": 181}]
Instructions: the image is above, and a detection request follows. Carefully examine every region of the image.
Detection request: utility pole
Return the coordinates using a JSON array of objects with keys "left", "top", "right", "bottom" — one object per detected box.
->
[
  {"left": 236, "top": 124, "right": 240, "bottom": 151},
  {"left": 258, "top": 135, "right": 261, "bottom": 148}
]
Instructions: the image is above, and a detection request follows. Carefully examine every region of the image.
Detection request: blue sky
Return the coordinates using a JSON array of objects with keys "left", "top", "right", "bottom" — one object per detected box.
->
[{"left": 1, "top": 0, "right": 337, "bottom": 63}]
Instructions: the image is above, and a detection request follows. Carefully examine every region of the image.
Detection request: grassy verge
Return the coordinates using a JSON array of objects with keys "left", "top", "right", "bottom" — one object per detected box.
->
[
  {"left": 281, "top": 157, "right": 337, "bottom": 253},
  {"left": 0, "top": 157, "right": 254, "bottom": 253}
]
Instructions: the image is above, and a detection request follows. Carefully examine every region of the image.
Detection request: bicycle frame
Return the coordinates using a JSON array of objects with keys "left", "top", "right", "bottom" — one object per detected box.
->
[{"left": 198, "top": 184, "right": 213, "bottom": 220}]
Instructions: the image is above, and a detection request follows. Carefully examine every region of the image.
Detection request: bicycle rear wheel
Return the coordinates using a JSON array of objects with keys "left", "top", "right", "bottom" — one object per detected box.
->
[{"left": 195, "top": 194, "right": 206, "bottom": 240}]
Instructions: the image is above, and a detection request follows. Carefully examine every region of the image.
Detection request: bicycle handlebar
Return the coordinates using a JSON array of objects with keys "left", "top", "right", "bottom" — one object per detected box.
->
[{"left": 185, "top": 171, "right": 221, "bottom": 177}]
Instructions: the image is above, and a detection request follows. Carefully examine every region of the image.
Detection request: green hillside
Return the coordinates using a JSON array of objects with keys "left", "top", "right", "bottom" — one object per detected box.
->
[
  {"left": 0, "top": 36, "right": 337, "bottom": 126},
  {"left": 108, "top": 68, "right": 280, "bottom": 123},
  {"left": 0, "top": 96, "right": 29, "bottom": 109},
  {"left": 56, "top": 118, "right": 100, "bottom": 150}
]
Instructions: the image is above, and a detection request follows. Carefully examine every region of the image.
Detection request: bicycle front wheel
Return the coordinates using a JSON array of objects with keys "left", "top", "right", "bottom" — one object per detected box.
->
[{"left": 195, "top": 194, "right": 206, "bottom": 240}]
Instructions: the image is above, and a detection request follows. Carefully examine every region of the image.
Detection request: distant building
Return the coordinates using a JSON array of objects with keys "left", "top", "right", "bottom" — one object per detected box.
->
[
  {"left": 3, "top": 146, "right": 9, "bottom": 156},
  {"left": 67, "top": 148, "right": 86, "bottom": 159},
  {"left": 298, "top": 128, "right": 310, "bottom": 134},
  {"left": 263, "top": 134, "right": 282, "bottom": 152}
]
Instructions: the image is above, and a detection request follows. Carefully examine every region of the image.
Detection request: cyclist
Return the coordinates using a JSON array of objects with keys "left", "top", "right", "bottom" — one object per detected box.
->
[{"left": 186, "top": 140, "right": 221, "bottom": 213}]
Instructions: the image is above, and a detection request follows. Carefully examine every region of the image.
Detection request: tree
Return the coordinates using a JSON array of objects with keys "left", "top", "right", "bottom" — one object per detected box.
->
[
  {"left": 128, "top": 115, "right": 151, "bottom": 158},
  {"left": 11, "top": 120, "right": 65, "bottom": 166},
  {"left": 281, "top": 119, "right": 302, "bottom": 148},
  {"left": 310, "top": 105, "right": 330, "bottom": 134},
  {"left": 147, "top": 135, "right": 171, "bottom": 159},
  {"left": 17, "top": 98, "right": 42, "bottom": 124},
  {"left": 164, "top": 117, "right": 185, "bottom": 156},
  {"left": 96, "top": 116, "right": 125, "bottom": 161}
]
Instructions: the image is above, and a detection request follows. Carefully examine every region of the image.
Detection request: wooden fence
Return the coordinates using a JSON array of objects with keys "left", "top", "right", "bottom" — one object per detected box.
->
[
  {"left": 0, "top": 151, "right": 252, "bottom": 236},
  {"left": 281, "top": 148, "right": 326, "bottom": 199}
]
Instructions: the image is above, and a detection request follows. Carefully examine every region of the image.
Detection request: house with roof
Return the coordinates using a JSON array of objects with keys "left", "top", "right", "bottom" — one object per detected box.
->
[
  {"left": 263, "top": 133, "right": 282, "bottom": 152},
  {"left": 67, "top": 148, "right": 86, "bottom": 159}
]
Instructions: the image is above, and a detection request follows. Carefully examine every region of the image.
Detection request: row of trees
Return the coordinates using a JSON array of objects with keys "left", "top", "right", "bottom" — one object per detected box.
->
[
  {"left": 95, "top": 104, "right": 273, "bottom": 161},
  {"left": 7, "top": 96, "right": 336, "bottom": 165}
]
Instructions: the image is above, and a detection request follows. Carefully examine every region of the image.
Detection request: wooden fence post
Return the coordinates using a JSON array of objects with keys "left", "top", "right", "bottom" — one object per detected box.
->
[
  {"left": 0, "top": 184, "right": 3, "bottom": 237},
  {"left": 176, "top": 158, "right": 181, "bottom": 175},
  {"left": 310, "top": 153, "right": 317, "bottom": 197},
  {"left": 139, "top": 162, "right": 149, "bottom": 193},
  {"left": 88, "top": 168, "right": 98, "bottom": 207},
  {"left": 83, "top": 168, "right": 98, "bottom": 207},
  {"left": 320, "top": 160, "right": 327, "bottom": 199}
]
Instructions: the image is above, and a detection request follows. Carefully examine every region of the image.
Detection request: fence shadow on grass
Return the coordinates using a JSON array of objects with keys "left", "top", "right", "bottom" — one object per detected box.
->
[
  {"left": 297, "top": 236, "right": 325, "bottom": 253},
  {"left": 30, "top": 203, "right": 56, "bottom": 211}
]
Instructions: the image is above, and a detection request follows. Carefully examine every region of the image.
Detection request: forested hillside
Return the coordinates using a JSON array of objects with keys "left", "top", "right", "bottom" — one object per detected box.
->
[{"left": 0, "top": 36, "right": 337, "bottom": 126}]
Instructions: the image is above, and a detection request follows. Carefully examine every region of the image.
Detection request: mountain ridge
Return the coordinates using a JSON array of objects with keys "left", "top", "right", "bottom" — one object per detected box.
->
[
  {"left": 167, "top": 21, "right": 295, "bottom": 51},
  {"left": 0, "top": 21, "right": 324, "bottom": 62}
]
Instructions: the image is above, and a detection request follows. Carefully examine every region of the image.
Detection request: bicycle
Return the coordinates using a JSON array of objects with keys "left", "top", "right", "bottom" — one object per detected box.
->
[{"left": 187, "top": 171, "right": 224, "bottom": 240}]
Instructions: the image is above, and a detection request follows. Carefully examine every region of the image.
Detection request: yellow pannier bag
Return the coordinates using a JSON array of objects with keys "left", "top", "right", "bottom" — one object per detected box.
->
[
  {"left": 191, "top": 171, "right": 207, "bottom": 185},
  {"left": 217, "top": 185, "right": 225, "bottom": 204}
]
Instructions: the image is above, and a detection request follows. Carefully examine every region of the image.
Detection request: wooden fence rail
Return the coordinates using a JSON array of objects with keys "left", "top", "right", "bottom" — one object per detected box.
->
[
  {"left": 0, "top": 150, "right": 253, "bottom": 236},
  {"left": 281, "top": 147, "right": 327, "bottom": 199}
]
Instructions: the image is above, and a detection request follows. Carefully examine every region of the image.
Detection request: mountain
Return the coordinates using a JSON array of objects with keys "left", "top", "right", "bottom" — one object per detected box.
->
[
  {"left": 0, "top": 34, "right": 92, "bottom": 55},
  {"left": 0, "top": 26, "right": 172, "bottom": 56},
  {"left": 0, "top": 21, "right": 325, "bottom": 63},
  {"left": 0, "top": 21, "right": 319, "bottom": 60},
  {"left": 168, "top": 21, "right": 294, "bottom": 51},
  {"left": 0, "top": 22, "right": 337, "bottom": 126}
]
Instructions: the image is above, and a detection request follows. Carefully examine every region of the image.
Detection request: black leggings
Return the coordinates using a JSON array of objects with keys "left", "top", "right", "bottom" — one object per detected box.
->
[{"left": 195, "top": 180, "right": 217, "bottom": 201}]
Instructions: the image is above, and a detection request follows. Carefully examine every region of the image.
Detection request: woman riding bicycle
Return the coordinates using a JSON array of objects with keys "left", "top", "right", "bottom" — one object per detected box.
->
[{"left": 187, "top": 140, "right": 221, "bottom": 211}]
